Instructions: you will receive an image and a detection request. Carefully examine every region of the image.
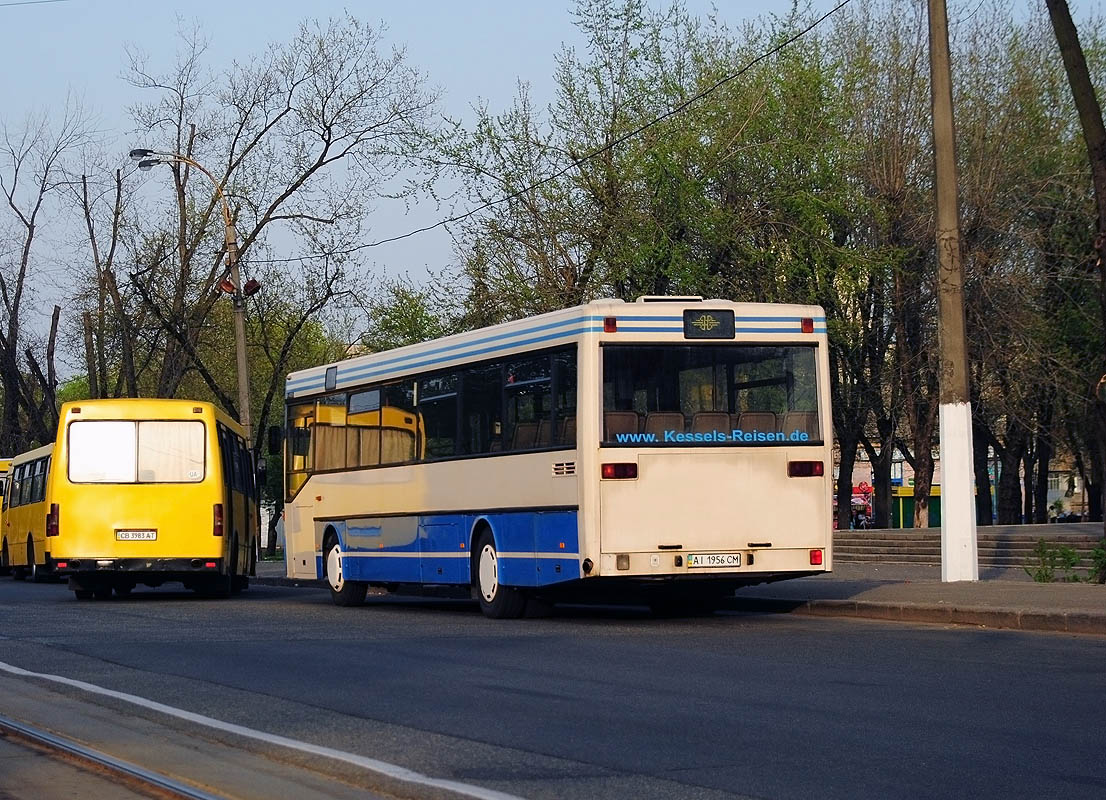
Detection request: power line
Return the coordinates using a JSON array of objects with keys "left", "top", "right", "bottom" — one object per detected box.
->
[
  {"left": 0, "top": 0, "right": 70, "bottom": 8},
  {"left": 246, "top": 0, "right": 854, "bottom": 265}
]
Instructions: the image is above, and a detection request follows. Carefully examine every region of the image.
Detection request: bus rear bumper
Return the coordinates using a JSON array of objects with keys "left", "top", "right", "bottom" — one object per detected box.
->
[{"left": 54, "top": 557, "right": 225, "bottom": 576}]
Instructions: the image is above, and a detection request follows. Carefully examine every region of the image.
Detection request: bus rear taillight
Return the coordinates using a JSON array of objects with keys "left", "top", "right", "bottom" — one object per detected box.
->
[
  {"left": 810, "top": 549, "right": 824, "bottom": 566},
  {"left": 46, "top": 503, "right": 59, "bottom": 537},
  {"left": 787, "top": 460, "right": 824, "bottom": 477},
  {"left": 213, "top": 503, "right": 224, "bottom": 536},
  {"left": 601, "top": 463, "right": 637, "bottom": 479}
]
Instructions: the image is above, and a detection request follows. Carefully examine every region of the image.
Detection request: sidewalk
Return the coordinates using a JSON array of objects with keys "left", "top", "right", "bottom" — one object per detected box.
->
[{"left": 253, "top": 559, "right": 1106, "bottom": 634}]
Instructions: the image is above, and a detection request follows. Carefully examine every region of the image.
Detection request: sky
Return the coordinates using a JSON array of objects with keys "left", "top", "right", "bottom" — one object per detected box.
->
[{"left": 0, "top": 0, "right": 853, "bottom": 290}]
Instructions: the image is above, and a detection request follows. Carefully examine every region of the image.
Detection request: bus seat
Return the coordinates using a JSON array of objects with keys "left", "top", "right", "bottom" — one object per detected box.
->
[
  {"left": 691, "top": 412, "right": 731, "bottom": 434},
  {"left": 535, "top": 419, "right": 553, "bottom": 447},
  {"left": 558, "top": 416, "right": 576, "bottom": 445},
  {"left": 782, "top": 411, "right": 819, "bottom": 438},
  {"left": 604, "top": 412, "right": 641, "bottom": 438},
  {"left": 645, "top": 412, "right": 685, "bottom": 437},
  {"left": 510, "top": 421, "right": 539, "bottom": 450},
  {"left": 735, "top": 412, "right": 778, "bottom": 433}
]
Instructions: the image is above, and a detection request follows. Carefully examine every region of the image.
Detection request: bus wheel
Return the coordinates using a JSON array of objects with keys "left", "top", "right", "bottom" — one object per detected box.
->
[
  {"left": 74, "top": 589, "right": 94, "bottom": 600},
  {"left": 324, "top": 534, "right": 366, "bottom": 607},
  {"left": 93, "top": 585, "right": 112, "bottom": 600},
  {"left": 473, "top": 531, "right": 526, "bottom": 619},
  {"left": 232, "top": 537, "right": 250, "bottom": 594},
  {"left": 27, "top": 538, "right": 45, "bottom": 583},
  {"left": 114, "top": 582, "right": 134, "bottom": 597},
  {"left": 0, "top": 538, "right": 10, "bottom": 577}
]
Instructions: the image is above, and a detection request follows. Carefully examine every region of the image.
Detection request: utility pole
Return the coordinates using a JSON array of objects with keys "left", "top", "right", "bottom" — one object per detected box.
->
[
  {"left": 129, "top": 148, "right": 254, "bottom": 444},
  {"left": 928, "top": 0, "right": 978, "bottom": 581}
]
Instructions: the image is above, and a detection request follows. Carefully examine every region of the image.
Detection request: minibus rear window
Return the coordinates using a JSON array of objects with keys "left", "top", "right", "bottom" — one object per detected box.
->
[{"left": 69, "top": 420, "right": 206, "bottom": 483}]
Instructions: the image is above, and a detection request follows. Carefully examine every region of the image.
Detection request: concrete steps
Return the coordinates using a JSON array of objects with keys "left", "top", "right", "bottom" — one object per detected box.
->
[{"left": 833, "top": 524, "right": 1103, "bottom": 568}]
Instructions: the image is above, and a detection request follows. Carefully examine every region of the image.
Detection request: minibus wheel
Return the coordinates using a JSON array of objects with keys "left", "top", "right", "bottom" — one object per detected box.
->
[
  {"left": 27, "top": 538, "right": 44, "bottom": 583},
  {"left": 473, "top": 530, "right": 526, "bottom": 619},
  {"left": 323, "top": 532, "right": 366, "bottom": 607},
  {"left": 0, "top": 538, "right": 9, "bottom": 576}
]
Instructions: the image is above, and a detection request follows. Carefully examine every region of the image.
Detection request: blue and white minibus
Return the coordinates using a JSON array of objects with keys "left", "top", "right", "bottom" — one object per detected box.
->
[{"left": 281, "top": 296, "right": 833, "bottom": 617}]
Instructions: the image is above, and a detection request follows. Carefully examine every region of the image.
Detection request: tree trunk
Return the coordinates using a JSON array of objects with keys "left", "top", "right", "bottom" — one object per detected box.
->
[
  {"left": 997, "top": 428, "right": 1026, "bottom": 524},
  {"left": 1046, "top": 0, "right": 1106, "bottom": 541},
  {"left": 972, "top": 417, "right": 994, "bottom": 526},
  {"left": 836, "top": 433, "right": 859, "bottom": 531}
]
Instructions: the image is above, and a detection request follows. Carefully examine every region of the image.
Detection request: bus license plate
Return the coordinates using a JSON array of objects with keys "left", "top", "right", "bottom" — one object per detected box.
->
[
  {"left": 116, "top": 530, "right": 157, "bottom": 541},
  {"left": 687, "top": 553, "right": 741, "bottom": 568}
]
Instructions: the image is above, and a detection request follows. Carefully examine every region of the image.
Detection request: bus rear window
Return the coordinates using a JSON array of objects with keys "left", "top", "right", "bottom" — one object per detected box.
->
[
  {"left": 69, "top": 420, "right": 206, "bottom": 483},
  {"left": 602, "top": 344, "right": 821, "bottom": 445}
]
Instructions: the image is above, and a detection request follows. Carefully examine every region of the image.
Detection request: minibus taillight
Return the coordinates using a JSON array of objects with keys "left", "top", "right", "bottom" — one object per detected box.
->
[
  {"left": 810, "top": 549, "right": 824, "bottom": 566},
  {"left": 787, "top": 460, "right": 824, "bottom": 477},
  {"left": 601, "top": 463, "right": 637, "bottom": 479},
  {"left": 46, "top": 503, "right": 59, "bottom": 537},
  {"left": 213, "top": 503, "right": 224, "bottom": 537}
]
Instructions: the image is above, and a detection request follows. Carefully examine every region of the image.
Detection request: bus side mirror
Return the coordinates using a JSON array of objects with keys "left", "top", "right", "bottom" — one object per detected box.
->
[{"left": 267, "top": 425, "right": 282, "bottom": 456}]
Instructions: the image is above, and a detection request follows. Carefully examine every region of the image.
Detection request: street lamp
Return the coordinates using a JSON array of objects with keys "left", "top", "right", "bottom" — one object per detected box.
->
[{"left": 130, "top": 148, "right": 255, "bottom": 442}]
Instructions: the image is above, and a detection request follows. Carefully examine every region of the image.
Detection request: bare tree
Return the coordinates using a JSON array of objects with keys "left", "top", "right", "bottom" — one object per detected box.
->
[{"left": 0, "top": 102, "right": 93, "bottom": 450}]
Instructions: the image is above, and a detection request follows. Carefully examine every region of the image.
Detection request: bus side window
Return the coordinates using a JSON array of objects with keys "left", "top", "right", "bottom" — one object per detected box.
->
[
  {"left": 15, "top": 464, "right": 28, "bottom": 507},
  {"left": 285, "top": 403, "right": 315, "bottom": 500},
  {"left": 31, "top": 458, "right": 45, "bottom": 503},
  {"left": 552, "top": 348, "right": 578, "bottom": 447},
  {"left": 217, "top": 425, "right": 232, "bottom": 491},
  {"left": 419, "top": 374, "right": 459, "bottom": 460},
  {"left": 504, "top": 355, "right": 552, "bottom": 452}
]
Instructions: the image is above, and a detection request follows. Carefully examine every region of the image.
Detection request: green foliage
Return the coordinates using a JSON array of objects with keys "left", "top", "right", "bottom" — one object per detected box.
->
[
  {"left": 1024, "top": 538, "right": 1086, "bottom": 583},
  {"left": 1091, "top": 538, "right": 1106, "bottom": 584},
  {"left": 360, "top": 276, "right": 456, "bottom": 352}
]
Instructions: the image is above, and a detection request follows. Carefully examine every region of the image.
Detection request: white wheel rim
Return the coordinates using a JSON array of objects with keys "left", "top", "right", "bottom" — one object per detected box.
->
[
  {"left": 479, "top": 544, "right": 498, "bottom": 602},
  {"left": 326, "top": 544, "right": 344, "bottom": 591}
]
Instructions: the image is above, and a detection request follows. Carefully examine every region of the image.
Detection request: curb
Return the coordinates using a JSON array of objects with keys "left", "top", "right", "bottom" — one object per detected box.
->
[{"left": 730, "top": 597, "right": 1106, "bottom": 635}]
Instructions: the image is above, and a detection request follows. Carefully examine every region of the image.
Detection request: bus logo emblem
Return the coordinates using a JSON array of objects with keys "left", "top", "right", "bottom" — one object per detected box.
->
[{"left": 692, "top": 315, "right": 720, "bottom": 331}]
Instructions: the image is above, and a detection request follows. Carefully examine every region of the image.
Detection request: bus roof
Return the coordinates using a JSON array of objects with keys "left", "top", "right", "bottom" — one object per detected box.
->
[
  {"left": 286, "top": 296, "right": 827, "bottom": 399},
  {"left": 56, "top": 398, "right": 246, "bottom": 437},
  {"left": 10, "top": 443, "right": 55, "bottom": 466}
]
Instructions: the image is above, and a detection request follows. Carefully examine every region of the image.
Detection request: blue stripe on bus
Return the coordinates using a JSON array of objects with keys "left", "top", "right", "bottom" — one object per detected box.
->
[
  {"left": 322, "top": 510, "right": 581, "bottom": 587},
  {"left": 288, "top": 326, "right": 605, "bottom": 396},
  {"left": 286, "top": 315, "right": 607, "bottom": 391},
  {"left": 287, "top": 316, "right": 829, "bottom": 396}
]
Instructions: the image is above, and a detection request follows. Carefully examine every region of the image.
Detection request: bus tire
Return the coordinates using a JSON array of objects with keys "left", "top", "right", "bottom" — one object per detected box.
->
[
  {"left": 0, "top": 538, "right": 10, "bottom": 576},
  {"left": 473, "top": 530, "right": 526, "bottom": 619},
  {"left": 230, "top": 535, "right": 247, "bottom": 594},
  {"left": 28, "top": 538, "right": 46, "bottom": 583},
  {"left": 324, "top": 533, "right": 366, "bottom": 607},
  {"left": 93, "top": 585, "right": 112, "bottom": 600},
  {"left": 74, "top": 588, "right": 94, "bottom": 600}
]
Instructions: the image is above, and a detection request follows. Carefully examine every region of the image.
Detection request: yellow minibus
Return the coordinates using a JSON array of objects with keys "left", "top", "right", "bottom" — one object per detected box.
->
[
  {"left": 1, "top": 445, "right": 54, "bottom": 581},
  {"left": 9, "top": 399, "right": 260, "bottom": 599}
]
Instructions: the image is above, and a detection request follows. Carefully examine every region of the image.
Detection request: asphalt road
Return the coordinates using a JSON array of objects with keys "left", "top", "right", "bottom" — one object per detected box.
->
[{"left": 0, "top": 578, "right": 1103, "bottom": 800}]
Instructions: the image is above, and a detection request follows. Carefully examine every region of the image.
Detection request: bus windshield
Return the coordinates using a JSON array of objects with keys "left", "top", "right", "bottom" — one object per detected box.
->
[
  {"left": 68, "top": 420, "right": 206, "bottom": 483},
  {"left": 602, "top": 344, "right": 821, "bottom": 445}
]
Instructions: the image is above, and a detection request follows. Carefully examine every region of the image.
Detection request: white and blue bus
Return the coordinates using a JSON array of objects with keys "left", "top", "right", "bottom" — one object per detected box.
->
[{"left": 281, "top": 296, "right": 833, "bottom": 617}]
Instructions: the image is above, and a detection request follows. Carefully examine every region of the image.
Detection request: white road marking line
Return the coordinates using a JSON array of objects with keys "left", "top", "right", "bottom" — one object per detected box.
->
[{"left": 0, "top": 659, "right": 526, "bottom": 800}]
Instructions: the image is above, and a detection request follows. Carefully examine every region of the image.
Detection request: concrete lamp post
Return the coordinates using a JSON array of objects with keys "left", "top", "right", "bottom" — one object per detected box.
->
[{"left": 129, "top": 148, "right": 257, "bottom": 443}]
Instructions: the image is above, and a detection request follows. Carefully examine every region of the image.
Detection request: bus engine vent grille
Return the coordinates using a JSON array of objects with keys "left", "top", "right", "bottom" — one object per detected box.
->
[{"left": 552, "top": 462, "right": 576, "bottom": 477}]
